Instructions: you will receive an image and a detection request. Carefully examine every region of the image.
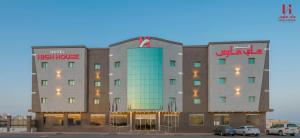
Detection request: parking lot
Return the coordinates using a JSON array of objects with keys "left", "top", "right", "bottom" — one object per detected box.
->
[{"left": 0, "top": 133, "right": 299, "bottom": 138}]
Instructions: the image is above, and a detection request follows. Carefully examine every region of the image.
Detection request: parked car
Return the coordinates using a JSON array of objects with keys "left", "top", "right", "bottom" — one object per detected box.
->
[
  {"left": 235, "top": 125, "right": 260, "bottom": 136},
  {"left": 214, "top": 125, "right": 235, "bottom": 136},
  {"left": 266, "top": 123, "right": 299, "bottom": 136}
]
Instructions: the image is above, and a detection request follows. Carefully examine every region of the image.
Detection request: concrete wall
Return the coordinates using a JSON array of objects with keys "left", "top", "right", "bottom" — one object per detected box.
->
[
  {"left": 208, "top": 42, "right": 268, "bottom": 112},
  {"left": 109, "top": 37, "right": 183, "bottom": 112},
  {"left": 33, "top": 47, "right": 87, "bottom": 112},
  {"left": 87, "top": 49, "right": 110, "bottom": 113},
  {"left": 182, "top": 46, "right": 208, "bottom": 113}
]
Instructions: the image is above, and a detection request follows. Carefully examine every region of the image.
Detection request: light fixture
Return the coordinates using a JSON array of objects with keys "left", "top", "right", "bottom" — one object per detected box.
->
[
  {"left": 96, "top": 89, "right": 100, "bottom": 96},
  {"left": 56, "top": 88, "right": 61, "bottom": 96},
  {"left": 193, "top": 89, "right": 198, "bottom": 97},
  {"left": 193, "top": 70, "right": 199, "bottom": 78},
  {"left": 56, "top": 70, "right": 61, "bottom": 78},
  {"left": 96, "top": 72, "right": 100, "bottom": 79},
  {"left": 235, "top": 67, "right": 240, "bottom": 75},
  {"left": 235, "top": 88, "right": 240, "bottom": 95}
]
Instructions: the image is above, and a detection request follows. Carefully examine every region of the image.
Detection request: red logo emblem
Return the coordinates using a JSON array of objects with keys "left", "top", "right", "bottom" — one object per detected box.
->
[{"left": 138, "top": 36, "right": 151, "bottom": 48}]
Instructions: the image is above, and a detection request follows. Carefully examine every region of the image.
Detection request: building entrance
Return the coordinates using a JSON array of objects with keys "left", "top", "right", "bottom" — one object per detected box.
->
[{"left": 134, "top": 114, "right": 156, "bottom": 130}]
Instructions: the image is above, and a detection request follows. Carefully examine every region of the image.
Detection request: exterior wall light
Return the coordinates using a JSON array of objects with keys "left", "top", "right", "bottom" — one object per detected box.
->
[
  {"left": 193, "top": 89, "right": 199, "bottom": 97},
  {"left": 96, "top": 72, "right": 100, "bottom": 80},
  {"left": 193, "top": 70, "right": 199, "bottom": 78},
  {"left": 56, "top": 88, "right": 61, "bottom": 96},
  {"left": 96, "top": 89, "right": 100, "bottom": 96},
  {"left": 235, "top": 88, "right": 240, "bottom": 95},
  {"left": 235, "top": 67, "right": 240, "bottom": 75},
  {"left": 56, "top": 70, "right": 61, "bottom": 78}
]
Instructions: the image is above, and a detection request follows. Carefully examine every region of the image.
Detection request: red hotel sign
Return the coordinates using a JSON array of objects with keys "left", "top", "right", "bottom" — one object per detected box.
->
[
  {"left": 37, "top": 53, "right": 80, "bottom": 60},
  {"left": 216, "top": 45, "right": 263, "bottom": 57}
]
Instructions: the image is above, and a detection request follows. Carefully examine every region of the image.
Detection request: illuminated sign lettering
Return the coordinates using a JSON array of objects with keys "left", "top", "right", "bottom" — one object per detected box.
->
[
  {"left": 138, "top": 36, "right": 151, "bottom": 48},
  {"left": 216, "top": 45, "right": 263, "bottom": 57},
  {"left": 37, "top": 53, "right": 80, "bottom": 60}
]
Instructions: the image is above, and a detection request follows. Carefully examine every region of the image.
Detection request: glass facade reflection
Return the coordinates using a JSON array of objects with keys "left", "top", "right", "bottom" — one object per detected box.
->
[{"left": 127, "top": 48, "right": 163, "bottom": 110}]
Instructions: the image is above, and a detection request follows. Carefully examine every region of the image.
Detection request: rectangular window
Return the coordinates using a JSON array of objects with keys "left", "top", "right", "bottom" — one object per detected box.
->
[
  {"left": 110, "top": 114, "right": 128, "bottom": 126},
  {"left": 170, "top": 79, "right": 176, "bottom": 85},
  {"left": 248, "top": 58, "right": 255, "bottom": 64},
  {"left": 194, "top": 80, "right": 201, "bottom": 86},
  {"left": 246, "top": 114, "right": 260, "bottom": 126},
  {"left": 41, "top": 97, "right": 47, "bottom": 104},
  {"left": 44, "top": 114, "right": 63, "bottom": 126},
  {"left": 94, "top": 98, "right": 100, "bottom": 104},
  {"left": 218, "top": 58, "right": 226, "bottom": 65},
  {"left": 218, "top": 77, "right": 226, "bottom": 84},
  {"left": 68, "top": 80, "right": 75, "bottom": 86},
  {"left": 90, "top": 114, "right": 105, "bottom": 126},
  {"left": 189, "top": 114, "right": 204, "bottom": 126},
  {"left": 114, "top": 97, "right": 120, "bottom": 104},
  {"left": 114, "top": 79, "right": 120, "bottom": 86},
  {"left": 193, "top": 61, "right": 201, "bottom": 68},
  {"left": 214, "top": 114, "right": 230, "bottom": 126},
  {"left": 248, "top": 96, "right": 255, "bottom": 102},
  {"left": 220, "top": 96, "right": 226, "bottom": 103},
  {"left": 67, "top": 114, "right": 81, "bottom": 126},
  {"left": 68, "top": 97, "right": 75, "bottom": 104},
  {"left": 41, "top": 62, "right": 48, "bottom": 69},
  {"left": 169, "top": 60, "right": 176, "bottom": 67},
  {"left": 114, "top": 61, "right": 120, "bottom": 68},
  {"left": 248, "top": 77, "right": 255, "bottom": 84},
  {"left": 94, "top": 63, "right": 101, "bottom": 70},
  {"left": 41, "top": 80, "right": 48, "bottom": 86},
  {"left": 68, "top": 62, "right": 75, "bottom": 68},
  {"left": 193, "top": 98, "right": 201, "bottom": 104},
  {"left": 95, "top": 81, "right": 101, "bottom": 87}
]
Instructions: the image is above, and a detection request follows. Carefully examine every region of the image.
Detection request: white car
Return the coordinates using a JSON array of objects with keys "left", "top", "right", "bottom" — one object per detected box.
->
[
  {"left": 235, "top": 125, "right": 260, "bottom": 136},
  {"left": 266, "top": 123, "right": 299, "bottom": 136}
]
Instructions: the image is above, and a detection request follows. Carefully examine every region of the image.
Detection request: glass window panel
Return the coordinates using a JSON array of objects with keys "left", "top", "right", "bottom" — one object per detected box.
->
[
  {"left": 218, "top": 77, "right": 226, "bottom": 84},
  {"left": 213, "top": 114, "right": 230, "bottom": 126},
  {"left": 68, "top": 62, "right": 75, "bottom": 68},
  {"left": 41, "top": 62, "right": 48, "bottom": 69},
  {"left": 194, "top": 61, "right": 201, "bottom": 68},
  {"left": 248, "top": 77, "right": 255, "bottom": 84},
  {"left": 218, "top": 58, "right": 226, "bottom": 65},
  {"left": 220, "top": 96, "right": 226, "bottom": 103},
  {"left": 189, "top": 114, "right": 204, "bottom": 126},
  {"left": 193, "top": 98, "right": 201, "bottom": 104},
  {"left": 248, "top": 58, "right": 255, "bottom": 64},
  {"left": 194, "top": 80, "right": 201, "bottom": 86},
  {"left": 94, "top": 63, "right": 101, "bottom": 70},
  {"left": 41, "top": 80, "right": 48, "bottom": 86},
  {"left": 127, "top": 48, "right": 163, "bottom": 110}
]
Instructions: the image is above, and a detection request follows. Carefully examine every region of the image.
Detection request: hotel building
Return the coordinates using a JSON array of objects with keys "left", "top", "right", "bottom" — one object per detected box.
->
[{"left": 31, "top": 37, "right": 270, "bottom": 132}]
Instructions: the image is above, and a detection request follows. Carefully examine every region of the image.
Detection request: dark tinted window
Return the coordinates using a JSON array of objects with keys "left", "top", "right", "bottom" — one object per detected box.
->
[{"left": 287, "top": 124, "right": 297, "bottom": 127}]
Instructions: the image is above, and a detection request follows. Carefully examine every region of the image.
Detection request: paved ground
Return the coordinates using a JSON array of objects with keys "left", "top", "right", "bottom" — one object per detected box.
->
[{"left": 0, "top": 133, "right": 299, "bottom": 138}]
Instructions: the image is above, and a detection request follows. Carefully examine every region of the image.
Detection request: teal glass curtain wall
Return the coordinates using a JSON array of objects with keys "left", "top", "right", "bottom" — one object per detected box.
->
[{"left": 127, "top": 48, "right": 163, "bottom": 110}]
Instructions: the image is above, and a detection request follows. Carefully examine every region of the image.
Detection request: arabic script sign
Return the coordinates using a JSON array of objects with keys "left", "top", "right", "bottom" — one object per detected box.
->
[{"left": 215, "top": 45, "right": 263, "bottom": 57}]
